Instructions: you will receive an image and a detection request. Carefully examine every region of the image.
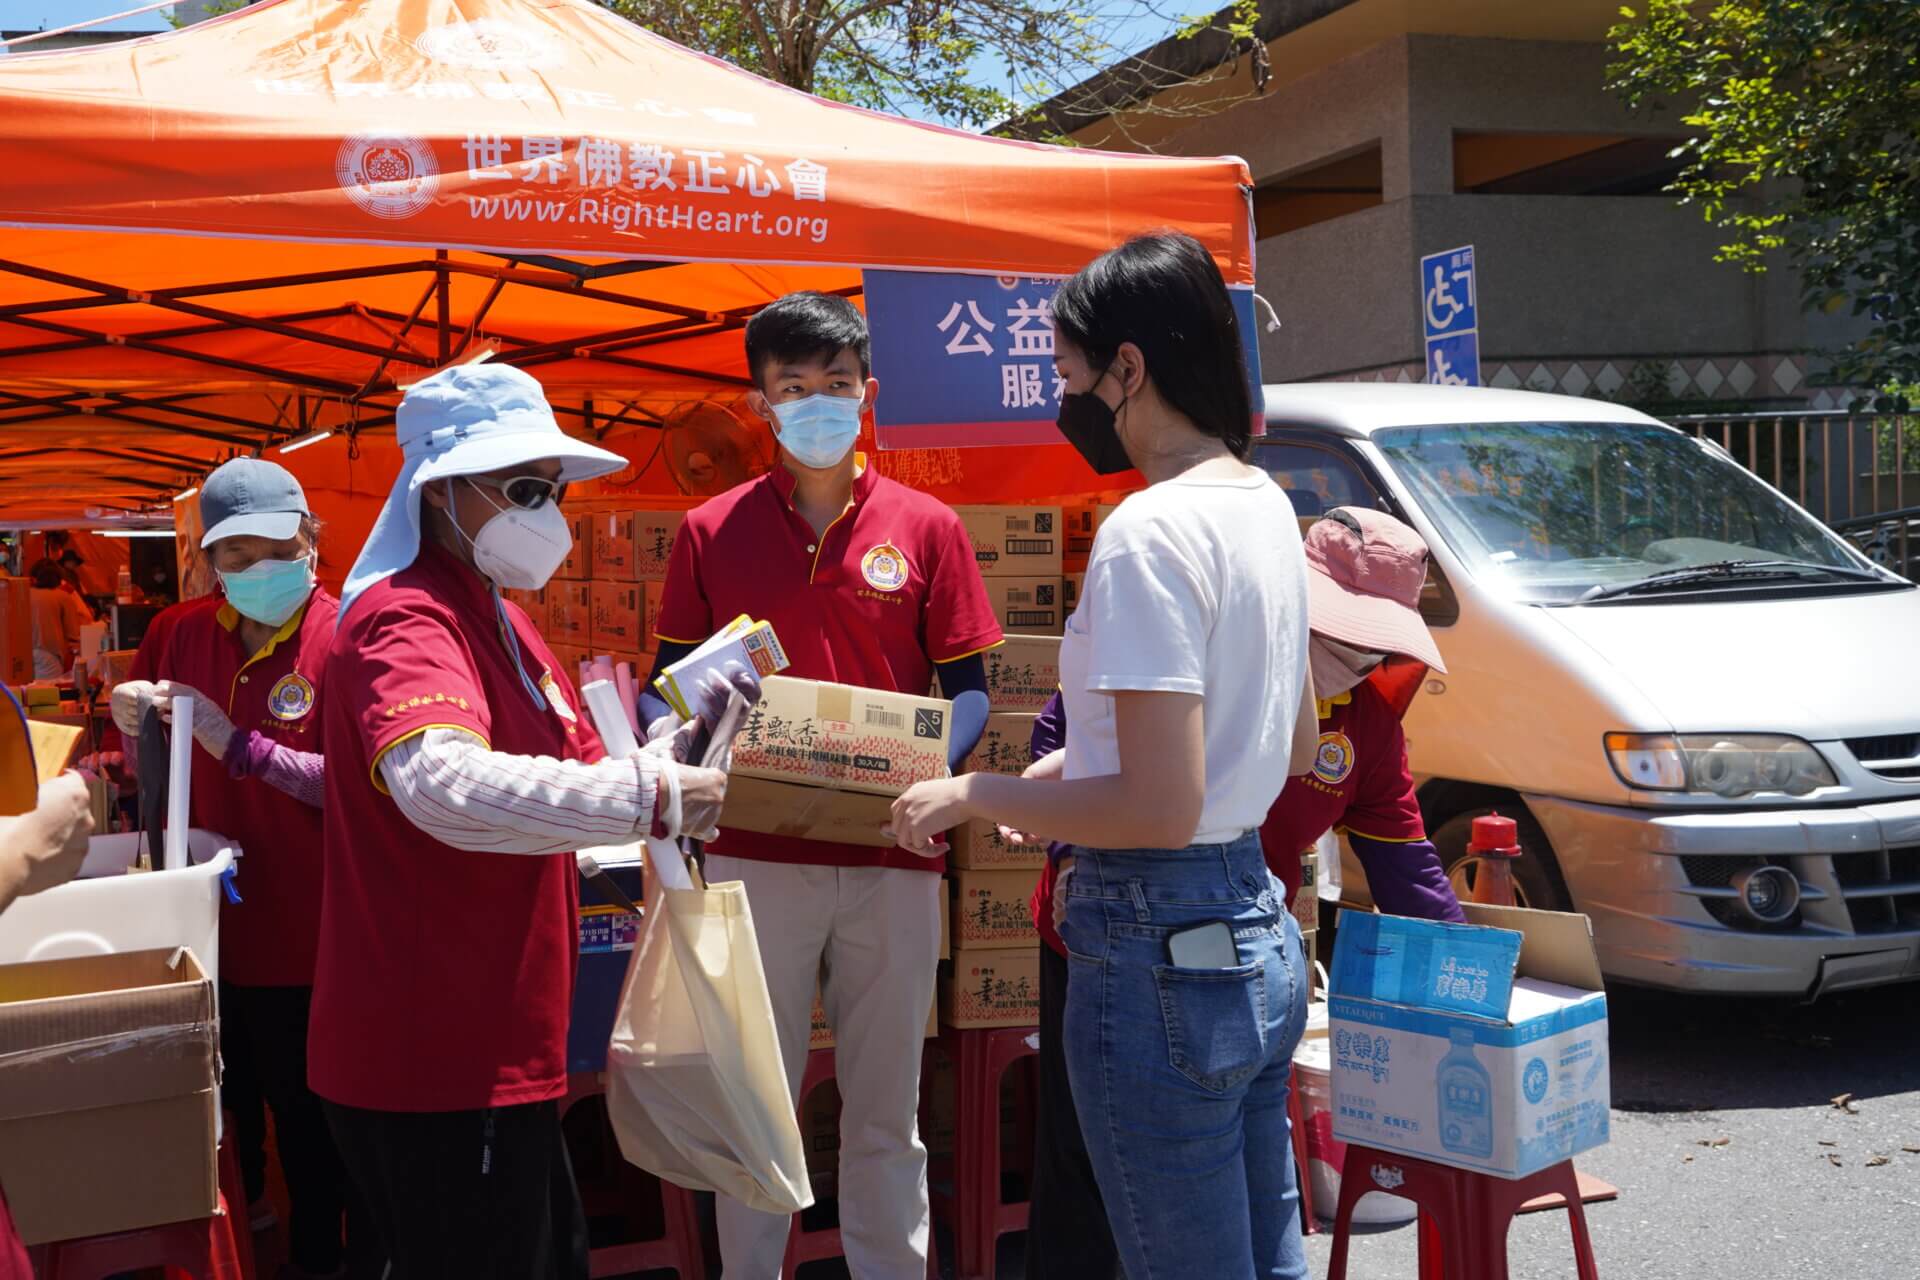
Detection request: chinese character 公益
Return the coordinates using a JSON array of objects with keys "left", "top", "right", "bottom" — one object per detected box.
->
[
  {"left": 684, "top": 149, "right": 729, "bottom": 195},
  {"left": 937, "top": 301, "right": 996, "bottom": 357},
  {"left": 522, "top": 137, "right": 569, "bottom": 185},
  {"left": 735, "top": 154, "right": 781, "bottom": 198},
  {"left": 463, "top": 133, "right": 514, "bottom": 180},
  {"left": 577, "top": 138, "right": 624, "bottom": 188},
  {"left": 786, "top": 158, "right": 828, "bottom": 202},
  {"left": 1005, "top": 297, "right": 1054, "bottom": 358},
  {"left": 1000, "top": 364, "right": 1045, "bottom": 409},
  {"left": 629, "top": 143, "right": 678, "bottom": 191}
]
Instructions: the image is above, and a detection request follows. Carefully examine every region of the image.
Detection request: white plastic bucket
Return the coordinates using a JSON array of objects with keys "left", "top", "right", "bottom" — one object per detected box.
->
[
  {"left": 1294, "top": 1028, "right": 1417, "bottom": 1226},
  {"left": 0, "top": 830, "right": 238, "bottom": 977}
]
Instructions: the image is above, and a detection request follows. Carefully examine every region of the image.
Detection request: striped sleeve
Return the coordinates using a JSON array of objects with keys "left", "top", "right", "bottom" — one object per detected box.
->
[{"left": 379, "top": 727, "right": 661, "bottom": 856}]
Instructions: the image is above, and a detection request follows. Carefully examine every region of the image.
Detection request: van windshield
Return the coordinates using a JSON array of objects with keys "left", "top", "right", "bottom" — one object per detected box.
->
[{"left": 1372, "top": 421, "right": 1881, "bottom": 604}]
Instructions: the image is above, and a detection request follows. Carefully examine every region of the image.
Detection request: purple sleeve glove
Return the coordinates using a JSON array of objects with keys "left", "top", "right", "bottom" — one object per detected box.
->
[
  {"left": 1347, "top": 833, "right": 1466, "bottom": 923},
  {"left": 226, "top": 730, "right": 326, "bottom": 809}
]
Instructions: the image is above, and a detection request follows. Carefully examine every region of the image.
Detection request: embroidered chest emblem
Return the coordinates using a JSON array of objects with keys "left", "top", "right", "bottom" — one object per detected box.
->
[
  {"left": 267, "top": 672, "right": 316, "bottom": 721},
  {"left": 861, "top": 543, "right": 910, "bottom": 592},
  {"left": 1313, "top": 731, "right": 1355, "bottom": 786}
]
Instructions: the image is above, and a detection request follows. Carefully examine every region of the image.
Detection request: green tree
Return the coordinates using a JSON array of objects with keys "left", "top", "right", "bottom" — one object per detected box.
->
[
  {"left": 1607, "top": 1, "right": 1920, "bottom": 404},
  {"left": 604, "top": 0, "right": 1267, "bottom": 137}
]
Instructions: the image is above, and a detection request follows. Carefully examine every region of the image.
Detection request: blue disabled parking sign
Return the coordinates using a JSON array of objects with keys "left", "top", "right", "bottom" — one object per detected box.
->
[{"left": 1420, "top": 244, "right": 1480, "bottom": 386}]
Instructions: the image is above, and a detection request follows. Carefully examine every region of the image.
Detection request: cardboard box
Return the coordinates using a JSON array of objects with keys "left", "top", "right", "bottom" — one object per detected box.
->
[
  {"left": 643, "top": 580, "right": 664, "bottom": 647},
  {"left": 979, "top": 635, "right": 1061, "bottom": 712},
  {"left": 550, "top": 645, "right": 589, "bottom": 682},
  {"left": 591, "top": 510, "right": 639, "bottom": 581},
  {"left": 952, "top": 817, "right": 1049, "bottom": 870},
  {"left": 731, "top": 676, "right": 951, "bottom": 797},
  {"left": 550, "top": 581, "right": 593, "bottom": 645},
  {"left": 1063, "top": 501, "right": 1118, "bottom": 558},
  {"left": 720, "top": 678, "right": 954, "bottom": 845},
  {"left": 633, "top": 511, "right": 686, "bottom": 580},
  {"left": 1292, "top": 850, "right": 1319, "bottom": 933},
  {"left": 965, "top": 712, "right": 1038, "bottom": 779},
  {"left": 0, "top": 948, "right": 218, "bottom": 1245},
  {"left": 1328, "top": 904, "right": 1610, "bottom": 1180},
  {"left": 951, "top": 867, "right": 1041, "bottom": 950},
  {"left": 942, "top": 948, "right": 1041, "bottom": 1028},
  {"left": 954, "top": 505, "right": 1064, "bottom": 578},
  {"left": 983, "top": 576, "right": 1063, "bottom": 634},
  {"left": 0, "top": 577, "right": 32, "bottom": 685},
  {"left": 1063, "top": 572, "right": 1084, "bottom": 616},
  {"left": 590, "top": 581, "right": 646, "bottom": 651},
  {"left": 557, "top": 510, "right": 591, "bottom": 580}
]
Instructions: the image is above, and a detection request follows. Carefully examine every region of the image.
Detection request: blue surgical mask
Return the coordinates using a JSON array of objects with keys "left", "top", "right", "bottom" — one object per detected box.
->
[
  {"left": 220, "top": 554, "right": 315, "bottom": 626},
  {"left": 771, "top": 393, "right": 863, "bottom": 469}
]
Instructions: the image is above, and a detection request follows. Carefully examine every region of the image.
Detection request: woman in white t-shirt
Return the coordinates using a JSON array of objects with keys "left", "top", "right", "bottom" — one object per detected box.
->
[{"left": 890, "top": 232, "right": 1313, "bottom": 1280}]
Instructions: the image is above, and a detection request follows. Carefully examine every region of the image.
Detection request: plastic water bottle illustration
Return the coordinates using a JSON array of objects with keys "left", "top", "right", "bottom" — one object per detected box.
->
[{"left": 1437, "top": 1026, "right": 1493, "bottom": 1158}]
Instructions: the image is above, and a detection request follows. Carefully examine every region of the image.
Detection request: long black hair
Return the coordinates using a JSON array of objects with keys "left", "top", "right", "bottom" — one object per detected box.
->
[{"left": 1051, "top": 231, "right": 1254, "bottom": 460}]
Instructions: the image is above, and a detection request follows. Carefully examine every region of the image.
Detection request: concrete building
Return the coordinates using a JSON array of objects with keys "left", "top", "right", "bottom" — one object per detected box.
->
[{"left": 1038, "top": 0, "right": 1865, "bottom": 411}]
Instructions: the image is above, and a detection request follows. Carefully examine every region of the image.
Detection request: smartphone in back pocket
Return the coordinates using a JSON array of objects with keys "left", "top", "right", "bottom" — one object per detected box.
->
[{"left": 1167, "top": 921, "right": 1240, "bottom": 969}]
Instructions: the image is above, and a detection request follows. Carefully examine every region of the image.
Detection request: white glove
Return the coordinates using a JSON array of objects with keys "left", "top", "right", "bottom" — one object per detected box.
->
[
  {"left": 654, "top": 760, "right": 730, "bottom": 843},
  {"left": 152, "top": 681, "right": 235, "bottom": 761},
  {"left": 110, "top": 680, "right": 159, "bottom": 739}
]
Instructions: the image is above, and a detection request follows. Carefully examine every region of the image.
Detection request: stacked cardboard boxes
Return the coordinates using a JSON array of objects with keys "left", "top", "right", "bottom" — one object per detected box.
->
[{"left": 954, "top": 505, "right": 1065, "bottom": 635}]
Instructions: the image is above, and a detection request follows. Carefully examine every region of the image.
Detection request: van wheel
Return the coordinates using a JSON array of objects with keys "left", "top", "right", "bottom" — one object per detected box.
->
[{"left": 1430, "top": 806, "right": 1573, "bottom": 914}]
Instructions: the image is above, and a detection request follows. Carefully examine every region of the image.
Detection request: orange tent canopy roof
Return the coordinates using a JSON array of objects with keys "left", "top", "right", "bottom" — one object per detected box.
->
[{"left": 0, "top": 0, "right": 1255, "bottom": 516}]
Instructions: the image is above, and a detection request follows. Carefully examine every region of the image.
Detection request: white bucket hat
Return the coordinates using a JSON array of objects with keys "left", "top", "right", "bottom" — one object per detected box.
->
[{"left": 340, "top": 363, "right": 627, "bottom": 617}]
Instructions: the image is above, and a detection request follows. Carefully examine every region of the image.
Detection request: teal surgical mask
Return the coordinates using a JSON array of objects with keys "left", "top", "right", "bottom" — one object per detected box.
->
[
  {"left": 220, "top": 554, "right": 315, "bottom": 626},
  {"left": 771, "top": 393, "right": 863, "bottom": 469}
]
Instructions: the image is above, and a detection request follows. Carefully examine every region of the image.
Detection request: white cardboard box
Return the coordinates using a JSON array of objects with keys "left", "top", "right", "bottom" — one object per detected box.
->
[{"left": 1327, "top": 903, "right": 1610, "bottom": 1180}]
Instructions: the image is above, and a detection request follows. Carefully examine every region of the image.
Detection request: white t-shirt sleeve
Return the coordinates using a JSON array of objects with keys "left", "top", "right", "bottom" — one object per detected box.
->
[{"left": 1082, "top": 545, "right": 1212, "bottom": 696}]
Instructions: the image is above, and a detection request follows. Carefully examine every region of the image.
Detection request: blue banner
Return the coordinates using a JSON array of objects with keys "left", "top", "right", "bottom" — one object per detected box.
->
[{"left": 863, "top": 269, "right": 1264, "bottom": 451}]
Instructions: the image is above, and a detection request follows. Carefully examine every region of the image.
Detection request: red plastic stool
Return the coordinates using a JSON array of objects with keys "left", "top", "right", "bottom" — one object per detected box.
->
[
  {"left": 216, "top": 1133, "right": 259, "bottom": 1280},
  {"left": 1326, "top": 1146, "right": 1599, "bottom": 1280},
  {"left": 32, "top": 1190, "right": 248, "bottom": 1280},
  {"left": 784, "top": 1048, "right": 940, "bottom": 1279},
  {"left": 1286, "top": 1066, "right": 1316, "bottom": 1235},
  {"left": 559, "top": 1072, "right": 708, "bottom": 1279},
  {"left": 938, "top": 1026, "right": 1038, "bottom": 1280}
]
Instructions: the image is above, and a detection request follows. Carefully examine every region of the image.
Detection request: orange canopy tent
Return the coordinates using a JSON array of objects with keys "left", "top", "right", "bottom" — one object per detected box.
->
[{"left": 0, "top": 0, "right": 1257, "bottom": 587}]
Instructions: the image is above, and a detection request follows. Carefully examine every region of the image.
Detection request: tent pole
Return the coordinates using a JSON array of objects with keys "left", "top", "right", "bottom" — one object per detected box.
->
[{"left": 436, "top": 250, "right": 452, "bottom": 366}]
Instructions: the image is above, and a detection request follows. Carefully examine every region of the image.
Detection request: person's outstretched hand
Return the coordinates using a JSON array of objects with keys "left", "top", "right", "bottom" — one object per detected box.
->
[
  {"left": 151, "top": 681, "right": 235, "bottom": 760},
  {"left": 0, "top": 773, "right": 96, "bottom": 912}
]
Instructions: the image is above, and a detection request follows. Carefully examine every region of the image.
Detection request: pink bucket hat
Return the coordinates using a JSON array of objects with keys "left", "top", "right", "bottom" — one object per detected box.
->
[{"left": 1304, "top": 507, "right": 1448, "bottom": 673}]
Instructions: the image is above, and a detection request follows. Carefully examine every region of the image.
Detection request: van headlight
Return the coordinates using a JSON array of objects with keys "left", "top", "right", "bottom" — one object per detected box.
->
[{"left": 1604, "top": 733, "right": 1836, "bottom": 798}]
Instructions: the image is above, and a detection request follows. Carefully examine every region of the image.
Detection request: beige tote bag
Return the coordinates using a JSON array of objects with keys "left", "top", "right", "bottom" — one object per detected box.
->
[{"left": 604, "top": 835, "right": 813, "bottom": 1216}]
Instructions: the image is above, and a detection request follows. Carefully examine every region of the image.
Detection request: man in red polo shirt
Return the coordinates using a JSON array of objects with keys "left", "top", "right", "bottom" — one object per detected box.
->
[
  {"left": 315, "top": 363, "right": 740, "bottom": 1280},
  {"left": 644, "top": 292, "right": 1001, "bottom": 1279}
]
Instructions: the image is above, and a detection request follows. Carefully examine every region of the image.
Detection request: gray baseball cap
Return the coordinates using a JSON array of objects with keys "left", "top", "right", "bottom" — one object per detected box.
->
[{"left": 199, "top": 458, "right": 311, "bottom": 548}]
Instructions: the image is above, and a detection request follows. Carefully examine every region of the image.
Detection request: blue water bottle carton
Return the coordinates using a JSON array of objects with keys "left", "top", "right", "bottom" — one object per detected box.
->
[{"left": 1327, "top": 903, "right": 1610, "bottom": 1179}]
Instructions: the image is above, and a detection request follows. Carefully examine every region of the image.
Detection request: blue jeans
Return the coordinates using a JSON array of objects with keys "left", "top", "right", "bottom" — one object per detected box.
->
[{"left": 1061, "top": 834, "right": 1309, "bottom": 1280}]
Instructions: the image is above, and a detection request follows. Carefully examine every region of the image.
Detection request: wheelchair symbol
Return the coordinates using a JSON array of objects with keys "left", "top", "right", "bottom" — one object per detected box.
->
[{"left": 1425, "top": 265, "right": 1467, "bottom": 332}]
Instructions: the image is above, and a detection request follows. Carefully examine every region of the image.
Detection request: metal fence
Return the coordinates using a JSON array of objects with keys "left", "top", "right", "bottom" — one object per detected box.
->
[{"left": 1669, "top": 410, "right": 1920, "bottom": 579}]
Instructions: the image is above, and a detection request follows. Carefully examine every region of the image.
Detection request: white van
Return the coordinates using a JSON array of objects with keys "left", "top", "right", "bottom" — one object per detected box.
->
[{"left": 1263, "top": 383, "right": 1920, "bottom": 998}]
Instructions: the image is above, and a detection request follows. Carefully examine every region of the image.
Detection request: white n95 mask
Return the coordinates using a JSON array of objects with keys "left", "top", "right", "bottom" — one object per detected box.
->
[{"left": 458, "top": 478, "right": 573, "bottom": 590}]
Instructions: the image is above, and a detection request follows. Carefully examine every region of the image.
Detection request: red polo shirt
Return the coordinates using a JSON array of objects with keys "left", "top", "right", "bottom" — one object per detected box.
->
[
  {"left": 157, "top": 592, "right": 336, "bottom": 987},
  {"left": 655, "top": 464, "right": 1001, "bottom": 873},
  {"left": 310, "top": 544, "right": 603, "bottom": 1113},
  {"left": 1257, "top": 679, "right": 1425, "bottom": 905}
]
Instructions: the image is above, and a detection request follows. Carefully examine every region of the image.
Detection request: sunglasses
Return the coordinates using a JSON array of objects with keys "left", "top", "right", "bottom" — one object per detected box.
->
[{"left": 475, "top": 475, "right": 569, "bottom": 510}]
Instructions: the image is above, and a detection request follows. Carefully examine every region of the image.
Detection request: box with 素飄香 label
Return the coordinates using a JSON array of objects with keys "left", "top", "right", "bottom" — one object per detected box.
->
[
  {"left": 950, "top": 867, "right": 1040, "bottom": 950},
  {"left": 591, "top": 510, "right": 638, "bottom": 581},
  {"left": 951, "top": 817, "right": 1048, "bottom": 870},
  {"left": 590, "top": 581, "right": 645, "bottom": 651},
  {"left": 550, "top": 581, "right": 593, "bottom": 645},
  {"left": 941, "top": 947, "right": 1041, "bottom": 1028},
  {"left": 965, "top": 712, "right": 1039, "bottom": 779},
  {"left": 1062, "top": 500, "right": 1118, "bottom": 560},
  {"left": 555, "top": 510, "right": 590, "bottom": 580},
  {"left": 953, "top": 505, "right": 1064, "bottom": 578},
  {"left": 980, "top": 635, "right": 1062, "bottom": 712},
  {"left": 983, "top": 577, "right": 1063, "bottom": 635},
  {"left": 632, "top": 511, "right": 685, "bottom": 580},
  {"left": 1328, "top": 904, "right": 1611, "bottom": 1180}
]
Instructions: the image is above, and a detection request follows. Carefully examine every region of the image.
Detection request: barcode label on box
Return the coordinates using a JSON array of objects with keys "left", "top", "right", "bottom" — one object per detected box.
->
[
  {"left": 1008, "top": 609, "right": 1055, "bottom": 627},
  {"left": 865, "top": 706, "right": 905, "bottom": 730},
  {"left": 1006, "top": 538, "right": 1054, "bottom": 555}
]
